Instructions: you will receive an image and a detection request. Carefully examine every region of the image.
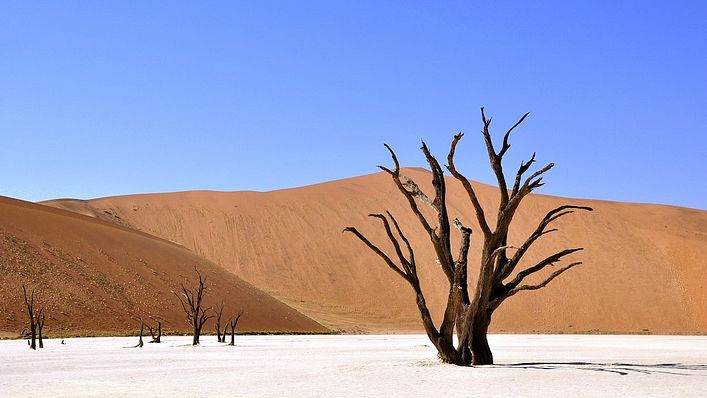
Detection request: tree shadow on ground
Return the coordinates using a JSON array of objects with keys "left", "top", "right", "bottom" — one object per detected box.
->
[{"left": 494, "top": 362, "right": 707, "bottom": 376}]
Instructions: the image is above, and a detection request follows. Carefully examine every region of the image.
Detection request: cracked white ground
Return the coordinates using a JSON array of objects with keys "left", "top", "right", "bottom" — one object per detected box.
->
[{"left": 1, "top": 334, "right": 706, "bottom": 397}]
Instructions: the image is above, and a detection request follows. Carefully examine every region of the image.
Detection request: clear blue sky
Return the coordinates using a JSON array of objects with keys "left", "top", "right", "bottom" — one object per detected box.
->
[{"left": 1, "top": 1, "right": 705, "bottom": 209}]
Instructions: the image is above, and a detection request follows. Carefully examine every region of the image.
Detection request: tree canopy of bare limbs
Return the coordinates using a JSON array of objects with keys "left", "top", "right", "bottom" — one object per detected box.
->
[
  {"left": 22, "top": 285, "right": 45, "bottom": 350},
  {"left": 175, "top": 269, "right": 213, "bottom": 346},
  {"left": 344, "top": 108, "right": 593, "bottom": 365}
]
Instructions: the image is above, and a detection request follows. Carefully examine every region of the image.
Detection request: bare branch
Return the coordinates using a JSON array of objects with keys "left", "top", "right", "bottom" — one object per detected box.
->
[
  {"left": 505, "top": 248, "right": 584, "bottom": 290},
  {"left": 480, "top": 107, "right": 510, "bottom": 207},
  {"left": 496, "top": 205, "right": 593, "bottom": 282},
  {"left": 402, "top": 176, "right": 435, "bottom": 211},
  {"left": 498, "top": 112, "right": 530, "bottom": 158},
  {"left": 507, "top": 262, "right": 582, "bottom": 296},
  {"left": 512, "top": 152, "right": 536, "bottom": 196},
  {"left": 386, "top": 211, "right": 416, "bottom": 272},
  {"left": 420, "top": 140, "right": 455, "bottom": 278},
  {"left": 380, "top": 144, "right": 436, "bottom": 238},
  {"left": 525, "top": 163, "right": 555, "bottom": 192},
  {"left": 446, "top": 132, "right": 492, "bottom": 237},
  {"left": 420, "top": 141, "right": 447, "bottom": 213},
  {"left": 369, "top": 213, "right": 413, "bottom": 274},
  {"left": 343, "top": 227, "right": 410, "bottom": 281}
]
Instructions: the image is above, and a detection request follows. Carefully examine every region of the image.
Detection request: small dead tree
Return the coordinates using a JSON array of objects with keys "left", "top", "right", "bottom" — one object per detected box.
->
[
  {"left": 175, "top": 269, "right": 213, "bottom": 346},
  {"left": 215, "top": 303, "right": 225, "bottom": 343},
  {"left": 22, "top": 285, "right": 37, "bottom": 350},
  {"left": 221, "top": 317, "right": 229, "bottom": 341},
  {"left": 36, "top": 308, "right": 45, "bottom": 349},
  {"left": 228, "top": 313, "right": 242, "bottom": 346},
  {"left": 134, "top": 319, "right": 144, "bottom": 348},
  {"left": 345, "top": 108, "right": 593, "bottom": 365},
  {"left": 146, "top": 320, "right": 162, "bottom": 343}
]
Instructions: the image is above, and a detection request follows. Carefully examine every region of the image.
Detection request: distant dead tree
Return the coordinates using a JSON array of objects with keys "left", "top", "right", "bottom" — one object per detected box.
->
[
  {"left": 22, "top": 285, "right": 44, "bottom": 350},
  {"left": 133, "top": 319, "right": 145, "bottom": 348},
  {"left": 227, "top": 313, "right": 242, "bottom": 346},
  {"left": 146, "top": 319, "right": 162, "bottom": 343},
  {"left": 175, "top": 269, "right": 213, "bottom": 345},
  {"left": 36, "top": 308, "right": 45, "bottom": 349},
  {"left": 345, "top": 108, "right": 593, "bottom": 365},
  {"left": 215, "top": 303, "right": 225, "bottom": 343}
]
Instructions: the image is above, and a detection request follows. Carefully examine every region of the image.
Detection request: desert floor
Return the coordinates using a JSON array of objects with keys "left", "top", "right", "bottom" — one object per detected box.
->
[{"left": 1, "top": 334, "right": 706, "bottom": 397}]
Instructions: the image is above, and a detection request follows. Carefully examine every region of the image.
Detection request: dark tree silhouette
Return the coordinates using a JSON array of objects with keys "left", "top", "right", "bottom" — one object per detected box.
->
[
  {"left": 214, "top": 303, "right": 225, "bottom": 343},
  {"left": 134, "top": 319, "right": 144, "bottom": 348},
  {"left": 175, "top": 270, "right": 213, "bottom": 346},
  {"left": 146, "top": 320, "right": 162, "bottom": 343},
  {"left": 36, "top": 308, "right": 45, "bottom": 349},
  {"left": 345, "top": 108, "right": 593, "bottom": 365},
  {"left": 22, "top": 285, "right": 40, "bottom": 350},
  {"left": 228, "top": 313, "right": 242, "bottom": 346}
]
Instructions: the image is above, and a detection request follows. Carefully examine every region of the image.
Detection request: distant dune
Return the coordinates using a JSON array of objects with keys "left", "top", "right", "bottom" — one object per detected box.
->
[
  {"left": 0, "top": 196, "right": 327, "bottom": 337},
  {"left": 42, "top": 169, "right": 707, "bottom": 334}
]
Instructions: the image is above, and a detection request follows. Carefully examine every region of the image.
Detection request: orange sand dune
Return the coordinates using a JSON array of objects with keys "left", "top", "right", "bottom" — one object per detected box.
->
[
  {"left": 0, "top": 196, "right": 327, "bottom": 337},
  {"left": 43, "top": 169, "right": 707, "bottom": 334}
]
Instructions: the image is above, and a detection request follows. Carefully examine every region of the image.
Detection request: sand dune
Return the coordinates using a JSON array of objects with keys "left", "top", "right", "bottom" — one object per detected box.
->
[
  {"left": 0, "top": 196, "right": 327, "bottom": 337},
  {"left": 43, "top": 169, "right": 707, "bottom": 333}
]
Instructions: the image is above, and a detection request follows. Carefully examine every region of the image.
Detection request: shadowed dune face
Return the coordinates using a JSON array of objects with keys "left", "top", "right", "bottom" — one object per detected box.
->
[
  {"left": 43, "top": 169, "right": 707, "bottom": 334},
  {"left": 0, "top": 197, "right": 327, "bottom": 336}
]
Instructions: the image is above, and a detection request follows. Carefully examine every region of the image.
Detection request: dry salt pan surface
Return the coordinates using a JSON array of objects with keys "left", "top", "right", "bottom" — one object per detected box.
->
[{"left": 1, "top": 334, "right": 706, "bottom": 397}]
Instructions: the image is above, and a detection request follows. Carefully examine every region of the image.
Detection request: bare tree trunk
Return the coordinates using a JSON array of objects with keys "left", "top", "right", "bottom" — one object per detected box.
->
[
  {"left": 468, "top": 309, "right": 493, "bottom": 365},
  {"left": 22, "top": 285, "right": 37, "bottom": 350},
  {"left": 215, "top": 303, "right": 224, "bottom": 343},
  {"left": 228, "top": 314, "right": 241, "bottom": 346},
  {"left": 147, "top": 320, "right": 162, "bottom": 343},
  {"left": 221, "top": 322, "right": 229, "bottom": 342},
  {"left": 36, "top": 309, "right": 45, "bottom": 349},
  {"left": 134, "top": 320, "right": 144, "bottom": 348},
  {"left": 193, "top": 320, "right": 200, "bottom": 346}
]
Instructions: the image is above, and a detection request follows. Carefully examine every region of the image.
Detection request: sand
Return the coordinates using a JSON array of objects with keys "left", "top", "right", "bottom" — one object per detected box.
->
[
  {"left": 43, "top": 169, "right": 707, "bottom": 333},
  {"left": 1, "top": 334, "right": 705, "bottom": 397},
  {"left": 0, "top": 196, "right": 327, "bottom": 335}
]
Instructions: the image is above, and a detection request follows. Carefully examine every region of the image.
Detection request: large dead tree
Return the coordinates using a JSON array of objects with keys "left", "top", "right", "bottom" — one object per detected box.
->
[
  {"left": 345, "top": 108, "right": 593, "bottom": 365},
  {"left": 175, "top": 270, "right": 213, "bottom": 345}
]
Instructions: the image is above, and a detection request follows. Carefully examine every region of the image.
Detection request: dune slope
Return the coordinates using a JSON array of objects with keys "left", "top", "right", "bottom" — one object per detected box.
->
[
  {"left": 0, "top": 196, "right": 327, "bottom": 337},
  {"left": 43, "top": 169, "right": 707, "bottom": 333}
]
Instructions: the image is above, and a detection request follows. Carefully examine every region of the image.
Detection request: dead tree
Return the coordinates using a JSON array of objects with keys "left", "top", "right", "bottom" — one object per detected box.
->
[
  {"left": 215, "top": 303, "right": 224, "bottom": 343},
  {"left": 36, "top": 308, "right": 45, "bottom": 349},
  {"left": 175, "top": 269, "right": 213, "bottom": 345},
  {"left": 22, "top": 285, "right": 37, "bottom": 350},
  {"left": 146, "top": 320, "right": 162, "bottom": 343},
  {"left": 134, "top": 319, "right": 144, "bottom": 348},
  {"left": 221, "top": 318, "right": 229, "bottom": 341},
  {"left": 228, "top": 313, "right": 242, "bottom": 346},
  {"left": 345, "top": 108, "right": 593, "bottom": 365}
]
